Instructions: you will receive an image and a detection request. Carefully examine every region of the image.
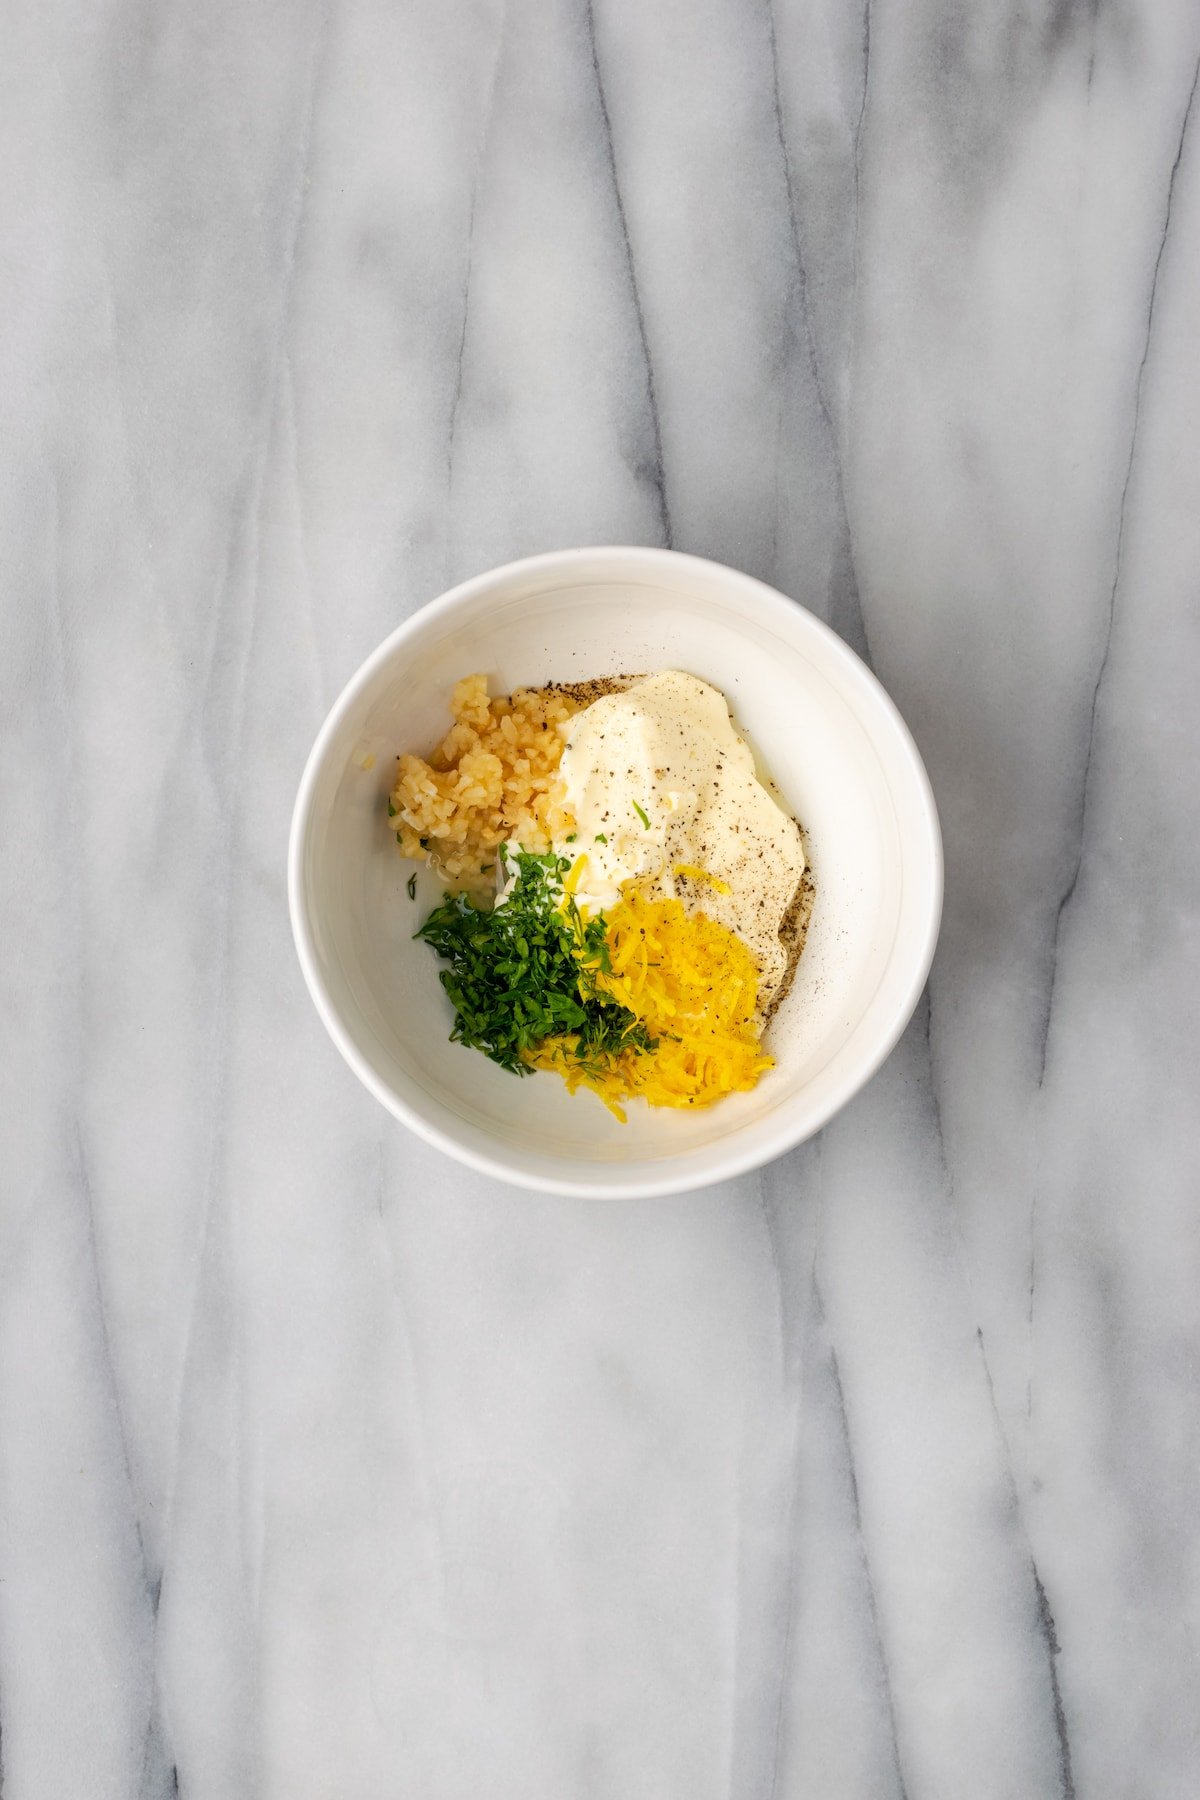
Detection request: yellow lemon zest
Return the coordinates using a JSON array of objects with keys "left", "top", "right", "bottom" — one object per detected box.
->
[
  {"left": 562, "top": 853, "right": 589, "bottom": 898},
  {"left": 525, "top": 888, "right": 772, "bottom": 1116},
  {"left": 673, "top": 863, "right": 731, "bottom": 895}
]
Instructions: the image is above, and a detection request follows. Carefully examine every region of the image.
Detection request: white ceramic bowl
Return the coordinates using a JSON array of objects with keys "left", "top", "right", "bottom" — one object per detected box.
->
[{"left": 289, "top": 547, "right": 941, "bottom": 1197}]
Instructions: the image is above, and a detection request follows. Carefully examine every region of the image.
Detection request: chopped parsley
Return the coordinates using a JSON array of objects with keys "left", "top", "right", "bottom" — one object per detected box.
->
[
  {"left": 414, "top": 849, "right": 652, "bottom": 1074},
  {"left": 406, "top": 872, "right": 417, "bottom": 901},
  {"left": 633, "top": 801, "right": 650, "bottom": 830},
  {"left": 594, "top": 833, "right": 608, "bottom": 845}
]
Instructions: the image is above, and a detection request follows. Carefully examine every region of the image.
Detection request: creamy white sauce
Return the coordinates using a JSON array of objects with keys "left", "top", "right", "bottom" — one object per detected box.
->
[{"left": 554, "top": 671, "right": 806, "bottom": 1006}]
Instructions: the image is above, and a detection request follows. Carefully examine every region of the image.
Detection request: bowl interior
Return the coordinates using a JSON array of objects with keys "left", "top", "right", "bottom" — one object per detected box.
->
[{"left": 293, "top": 553, "right": 939, "bottom": 1195}]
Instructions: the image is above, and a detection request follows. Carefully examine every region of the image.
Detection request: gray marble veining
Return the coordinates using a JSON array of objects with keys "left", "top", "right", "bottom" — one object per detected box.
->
[{"left": 2, "top": 2, "right": 1199, "bottom": 1796}]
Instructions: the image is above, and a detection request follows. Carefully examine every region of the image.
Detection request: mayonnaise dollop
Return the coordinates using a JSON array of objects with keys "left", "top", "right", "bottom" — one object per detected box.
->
[{"left": 554, "top": 671, "right": 806, "bottom": 1006}]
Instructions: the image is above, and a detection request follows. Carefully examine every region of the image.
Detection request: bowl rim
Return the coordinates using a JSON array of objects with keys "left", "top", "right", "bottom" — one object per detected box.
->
[{"left": 288, "top": 545, "right": 943, "bottom": 1198}]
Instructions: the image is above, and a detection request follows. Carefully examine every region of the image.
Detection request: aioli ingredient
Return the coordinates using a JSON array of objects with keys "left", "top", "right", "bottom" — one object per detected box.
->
[
  {"left": 554, "top": 671, "right": 806, "bottom": 1007},
  {"left": 391, "top": 675, "right": 577, "bottom": 883},
  {"left": 528, "top": 888, "right": 771, "bottom": 1117},
  {"left": 414, "top": 849, "right": 650, "bottom": 1074}
]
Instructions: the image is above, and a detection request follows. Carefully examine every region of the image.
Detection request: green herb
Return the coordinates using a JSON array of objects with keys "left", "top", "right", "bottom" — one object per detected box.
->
[
  {"left": 406, "top": 872, "right": 417, "bottom": 901},
  {"left": 387, "top": 799, "right": 397, "bottom": 818},
  {"left": 633, "top": 801, "right": 650, "bottom": 830},
  {"left": 594, "top": 833, "right": 608, "bottom": 845},
  {"left": 565, "top": 833, "right": 577, "bottom": 843},
  {"left": 415, "top": 849, "right": 652, "bottom": 1075}
]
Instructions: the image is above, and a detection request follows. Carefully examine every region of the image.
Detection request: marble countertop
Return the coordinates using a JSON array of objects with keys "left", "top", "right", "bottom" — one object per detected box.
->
[{"left": 3, "top": 2, "right": 1199, "bottom": 1795}]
